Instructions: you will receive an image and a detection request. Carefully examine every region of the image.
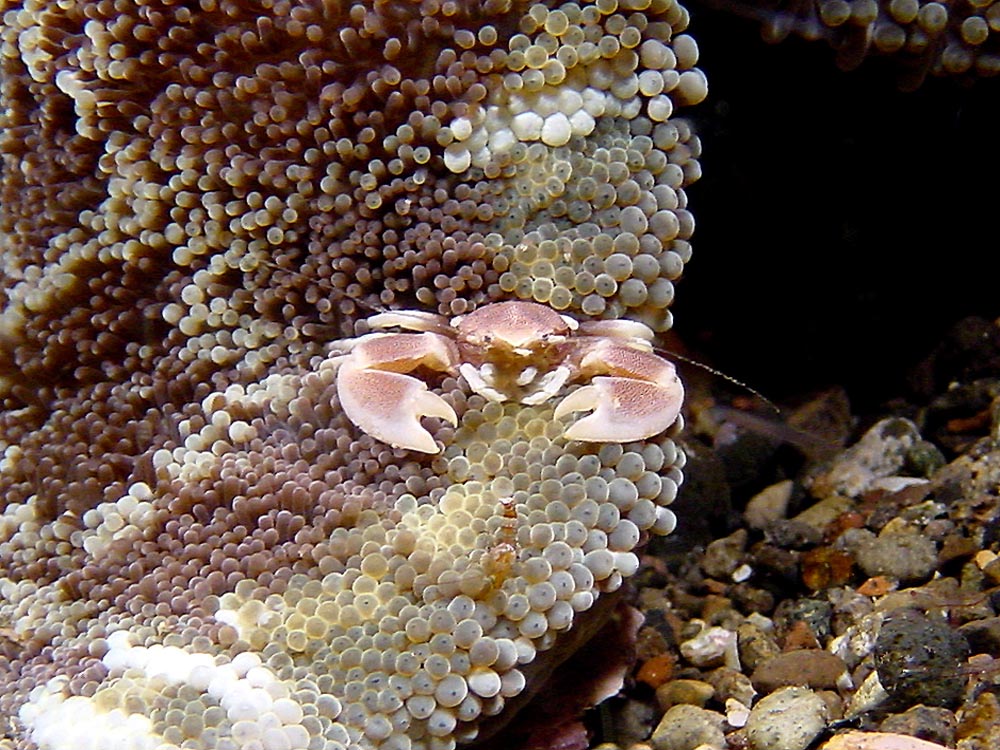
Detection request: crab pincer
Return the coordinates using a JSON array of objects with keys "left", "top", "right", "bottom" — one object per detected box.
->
[
  {"left": 554, "top": 339, "right": 684, "bottom": 443},
  {"left": 335, "top": 332, "right": 459, "bottom": 453}
]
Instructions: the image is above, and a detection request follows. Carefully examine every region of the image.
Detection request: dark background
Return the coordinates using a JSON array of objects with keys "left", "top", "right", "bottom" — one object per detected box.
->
[{"left": 670, "top": 7, "right": 1000, "bottom": 409}]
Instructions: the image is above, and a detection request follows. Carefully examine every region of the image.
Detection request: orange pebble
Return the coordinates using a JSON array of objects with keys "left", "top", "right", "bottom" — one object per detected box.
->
[
  {"left": 636, "top": 652, "right": 676, "bottom": 689},
  {"left": 857, "top": 576, "right": 896, "bottom": 597}
]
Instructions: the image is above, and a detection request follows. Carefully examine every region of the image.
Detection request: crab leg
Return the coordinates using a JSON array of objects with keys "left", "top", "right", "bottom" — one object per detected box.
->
[
  {"left": 554, "top": 339, "right": 684, "bottom": 442},
  {"left": 335, "top": 332, "right": 459, "bottom": 453}
]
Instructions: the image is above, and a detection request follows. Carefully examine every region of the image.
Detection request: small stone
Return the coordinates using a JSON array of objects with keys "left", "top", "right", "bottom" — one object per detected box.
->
[
  {"left": 702, "top": 529, "right": 748, "bottom": 579},
  {"left": 845, "top": 528, "right": 938, "bottom": 583},
  {"left": 744, "top": 480, "right": 794, "bottom": 530},
  {"left": 729, "top": 583, "right": 776, "bottom": 614},
  {"left": 816, "top": 690, "right": 844, "bottom": 722},
  {"left": 874, "top": 609, "right": 970, "bottom": 708},
  {"left": 725, "top": 698, "right": 751, "bottom": 728},
  {"left": 801, "top": 546, "right": 854, "bottom": 590},
  {"left": 879, "top": 705, "right": 957, "bottom": 747},
  {"left": 745, "top": 686, "right": 829, "bottom": 750},
  {"left": 954, "top": 691, "right": 1000, "bottom": 750},
  {"left": 856, "top": 576, "right": 896, "bottom": 597},
  {"left": 805, "top": 417, "right": 923, "bottom": 500},
  {"left": 937, "top": 532, "right": 978, "bottom": 565},
  {"left": 791, "top": 495, "right": 854, "bottom": 535},
  {"left": 615, "top": 700, "right": 658, "bottom": 748},
  {"left": 650, "top": 704, "right": 726, "bottom": 750},
  {"left": 705, "top": 667, "right": 756, "bottom": 706},
  {"left": 820, "top": 731, "right": 953, "bottom": 749},
  {"left": 845, "top": 671, "right": 890, "bottom": 718},
  {"left": 767, "top": 518, "right": 824, "bottom": 549},
  {"left": 637, "top": 653, "right": 677, "bottom": 689},
  {"left": 781, "top": 620, "right": 821, "bottom": 650},
  {"left": 957, "top": 616, "right": 1000, "bottom": 656},
  {"left": 737, "top": 622, "right": 781, "bottom": 672},
  {"left": 750, "top": 650, "right": 848, "bottom": 692},
  {"left": 773, "top": 598, "right": 832, "bottom": 644},
  {"left": 785, "top": 387, "right": 853, "bottom": 459},
  {"left": 980, "top": 554, "right": 1000, "bottom": 585},
  {"left": 680, "top": 625, "right": 739, "bottom": 669},
  {"left": 904, "top": 440, "right": 947, "bottom": 476},
  {"left": 655, "top": 679, "right": 715, "bottom": 711},
  {"left": 827, "top": 588, "right": 875, "bottom": 651},
  {"left": 751, "top": 544, "right": 801, "bottom": 586}
]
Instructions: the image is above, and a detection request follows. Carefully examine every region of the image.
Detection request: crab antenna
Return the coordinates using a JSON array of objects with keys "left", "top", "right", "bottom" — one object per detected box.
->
[{"left": 656, "top": 348, "right": 780, "bottom": 416}]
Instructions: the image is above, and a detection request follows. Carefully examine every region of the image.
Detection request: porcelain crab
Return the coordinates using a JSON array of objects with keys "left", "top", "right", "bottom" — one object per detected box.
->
[{"left": 333, "top": 300, "right": 684, "bottom": 453}]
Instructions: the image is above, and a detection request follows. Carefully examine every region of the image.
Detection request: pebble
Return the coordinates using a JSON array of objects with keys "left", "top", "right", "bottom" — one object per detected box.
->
[
  {"left": 874, "top": 609, "right": 969, "bottom": 708},
  {"left": 745, "top": 686, "right": 829, "bottom": 750},
  {"left": 903, "top": 440, "right": 946, "bottom": 477},
  {"left": 845, "top": 670, "right": 890, "bottom": 718},
  {"left": 843, "top": 528, "right": 938, "bottom": 583},
  {"left": 879, "top": 704, "right": 956, "bottom": 747},
  {"left": 750, "top": 543, "right": 801, "bottom": 586},
  {"left": 806, "top": 418, "right": 922, "bottom": 500},
  {"left": 737, "top": 622, "right": 781, "bottom": 671},
  {"left": 817, "top": 689, "right": 844, "bottom": 721},
  {"left": 819, "top": 731, "right": 951, "bottom": 749},
  {"left": 801, "top": 546, "right": 855, "bottom": 590},
  {"left": 954, "top": 691, "right": 1000, "bottom": 749},
  {"left": 750, "top": 650, "right": 847, "bottom": 692},
  {"left": 958, "top": 615, "right": 1000, "bottom": 655},
  {"left": 655, "top": 679, "right": 715, "bottom": 711},
  {"left": 704, "top": 667, "right": 756, "bottom": 706},
  {"left": 679, "top": 625, "right": 740, "bottom": 669},
  {"left": 611, "top": 326, "right": 1000, "bottom": 750},
  {"left": 774, "top": 598, "right": 833, "bottom": 643},
  {"left": 744, "top": 480, "right": 794, "bottom": 529},
  {"left": 649, "top": 704, "right": 727, "bottom": 750},
  {"left": 790, "top": 495, "right": 854, "bottom": 536},
  {"left": 976, "top": 550, "right": 1000, "bottom": 584},
  {"left": 615, "top": 699, "right": 658, "bottom": 748},
  {"left": 766, "top": 518, "right": 824, "bottom": 549},
  {"left": 637, "top": 653, "right": 677, "bottom": 689},
  {"left": 701, "top": 529, "right": 748, "bottom": 579},
  {"left": 725, "top": 697, "right": 751, "bottom": 728}
]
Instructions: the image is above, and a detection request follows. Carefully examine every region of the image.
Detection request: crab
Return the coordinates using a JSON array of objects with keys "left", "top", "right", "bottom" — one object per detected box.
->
[{"left": 333, "top": 300, "right": 684, "bottom": 453}]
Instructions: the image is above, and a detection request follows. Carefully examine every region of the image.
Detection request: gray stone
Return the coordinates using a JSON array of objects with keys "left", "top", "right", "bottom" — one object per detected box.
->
[
  {"left": 845, "top": 528, "right": 938, "bottom": 583},
  {"left": 745, "top": 686, "right": 829, "bottom": 750},
  {"left": 744, "top": 480, "right": 794, "bottom": 530},
  {"left": 650, "top": 703, "right": 727, "bottom": 750},
  {"left": 874, "top": 609, "right": 970, "bottom": 709},
  {"left": 702, "top": 529, "right": 748, "bottom": 579}
]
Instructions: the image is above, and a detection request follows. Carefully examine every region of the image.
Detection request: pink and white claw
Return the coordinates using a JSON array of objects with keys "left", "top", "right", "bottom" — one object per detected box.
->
[
  {"left": 336, "top": 361, "right": 457, "bottom": 453},
  {"left": 334, "top": 331, "right": 459, "bottom": 453},
  {"left": 554, "top": 342, "right": 684, "bottom": 442},
  {"left": 554, "top": 376, "right": 683, "bottom": 442}
]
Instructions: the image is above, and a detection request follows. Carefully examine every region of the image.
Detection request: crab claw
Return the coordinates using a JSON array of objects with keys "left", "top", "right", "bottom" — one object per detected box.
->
[
  {"left": 554, "top": 375, "right": 683, "bottom": 442},
  {"left": 336, "top": 361, "right": 457, "bottom": 453}
]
